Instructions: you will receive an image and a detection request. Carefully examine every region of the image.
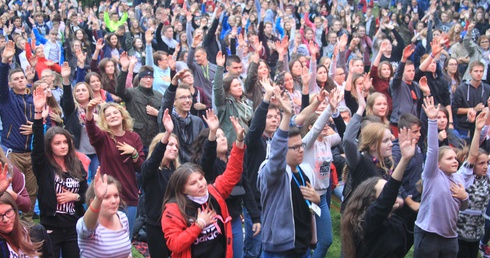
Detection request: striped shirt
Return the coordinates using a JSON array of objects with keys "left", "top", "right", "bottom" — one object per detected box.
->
[{"left": 77, "top": 211, "right": 132, "bottom": 258}]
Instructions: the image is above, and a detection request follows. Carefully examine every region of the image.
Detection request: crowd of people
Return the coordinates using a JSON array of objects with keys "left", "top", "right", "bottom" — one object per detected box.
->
[{"left": 1, "top": 0, "right": 490, "bottom": 257}]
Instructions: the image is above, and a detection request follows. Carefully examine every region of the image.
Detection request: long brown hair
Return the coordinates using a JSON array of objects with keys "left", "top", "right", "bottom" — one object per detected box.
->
[
  {"left": 341, "top": 177, "right": 381, "bottom": 258},
  {"left": 0, "top": 192, "right": 42, "bottom": 257},
  {"left": 162, "top": 163, "right": 208, "bottom": 225},
  {"left": 44, "top": 127, "right": 86, "bottom": 180}
]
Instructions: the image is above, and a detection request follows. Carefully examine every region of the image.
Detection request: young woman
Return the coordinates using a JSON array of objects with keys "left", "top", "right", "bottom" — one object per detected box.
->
[
  {"left": 0, "top": 192, "right": 43, "bottom": 257},
  {"left": 341, "top": 127, "right": 416, "bottom": 257},
  {"left": 282, "top": 71, "right": 303, "bottom": 114},
  {"left": 128, "top": 37, "right": 145, "bottom": 75},
  {"left": 77, "top": 169, "right": 132, "bottom": 258},
  {"left": 85, "top": 100, "right": 144, "bottom": 237},
  {"left": 456, "top": 111, "right": 490, "bottom": 258},
  {"left": 300, "top": 89, "right": 342, "bottom": 258},
  {"left": 32, "top": 86, "right": 88, "bottom": 258},
  {"left": 102, "top": 33, "right": 124, "bottom": 60},
  {"left": 32, "top": 80, "right": 63, "bottom": 127},
  {"left": 83, "top": 72, "right": 115, "bottom": 102},
  {"left": 161, "top": 117, "right": 245, "bottom": 258},
  {"left": 214, "top": 51, "right": 253, "bottom": 146},
  {"left": 366, "top": 93, "right": 390, "bottom": 125},
  {"left": 414, "top": 97, "right": 469, "bottom": 258},
  {"left": 142, "top": 109, "right": 180, "bottom": 258},
  {"left": 443, "top": 57, "right": 461, "bottom": 101},
  {"left": 91, "top": 38, "right": 120, "bottom": 95},
  {"left": 371, "top": 41, "right": 394, "bottom": 115},
  {"left": 191, "top": 110, "right": 261, "bottom": 258},
  {"left": 437, "top": 106, "right": 465, "bottom": 148},
  {"left": 244, "top": 49, "right": 278, "bottom": 109},
  {"left": 341, "top": 85, "right": 392, "bottom": 212}
]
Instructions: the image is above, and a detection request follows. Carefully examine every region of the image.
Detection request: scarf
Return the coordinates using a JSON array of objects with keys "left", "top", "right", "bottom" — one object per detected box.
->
[{"left": 187, "top": 191, "right": 209, "bottom": 204}]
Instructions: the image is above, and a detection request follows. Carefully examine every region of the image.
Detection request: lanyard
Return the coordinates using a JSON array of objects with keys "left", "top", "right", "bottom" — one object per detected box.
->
[
  {"left": 202, "top": 65, "right": 209, "bottom": 80},
  {"left": 292, "top": 166, "right": 312, "bottom": 208}
]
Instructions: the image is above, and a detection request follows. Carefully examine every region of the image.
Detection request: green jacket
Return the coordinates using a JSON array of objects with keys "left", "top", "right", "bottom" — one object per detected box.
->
[
  {"left": 214, "top": 66, "right": 253, "bottom": 148},
  {"left": 104, "top": 11, "right": 129, "bottom": 32}
]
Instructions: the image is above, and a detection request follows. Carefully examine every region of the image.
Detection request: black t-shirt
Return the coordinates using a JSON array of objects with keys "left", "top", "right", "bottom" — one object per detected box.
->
[
  {"left": 43, "top": 173, "right": 81, "bottom": 228},
  {"left": 290, "top": 169, "right": 312, "bottom": 255},
  {"left": 187, "top": 196, "right": 226, "bottom": 258}
]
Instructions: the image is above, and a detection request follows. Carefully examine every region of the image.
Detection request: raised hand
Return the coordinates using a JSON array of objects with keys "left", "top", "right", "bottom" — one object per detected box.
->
[
  {"left": 93, "top": 167, "right": 108, "bottom": 200},
  {"left": 275, "top": 40, "right": 285, "bottom": 56},
  {"left": 75, "top": 48, "right": 87, "bottom": 67},
  {"left": 338, "top": 33, "right": 348, "bottom": 50},
  {"left": 1, "top": 41, "right": 15, "bottom": 63},
  {"left": 309, "top": 40, "right": 319, "bottom": 56},
  {"left": 119, "top": 52, "right": 130, "bottom": 70},
  {"left": 60, "top": 62, "right": 71, "bottom": 78},
  {"left": 25, "top": 65, "right": 35, "bottom": 81},
  {"left": 203, "top": 109, "right": 219, "bottom": 132},
  {"left": 398, "top": 127, "right": 416, "bottom": 159},
  {"left": 33, "top": 86, "right": 47, "bottom": 110},
  {"left": 430, "top": 38, "right": 443, "bottom": 55},
  {"left": 216, "top": 51, "right": 226, "bottom": 66},
  {"left": 419, "top": 76, "right": 431, "bottom": 96},
  {"left": 362, "top": 73, "right": 372, "bottom": 92},
  {"left": 356, "top": 81, "right": 366, "bottom": 110},
  {"left": 379, "top": 41, "right": 389, "bottom": 52},
  {"left": 86, "top": 98, "right": 101, "bottom": 114},
  {"left": 192, "top": 33, "right": 203, "bottom": 48},
  {"left": 402, "top": 45, "right": 414, "bottom": 61},
  {"left": 301, "top": 67, "right": 311, "bottom": 86},
  {"left": 230, "top": 116, "right": 245, "bottom": 140},
  {"left": 145, "top": 29, "right": 154, "bottom": 44},
  {"left": 276, "top": 89, "right": 292, "bottom": 115},
  {"left": 422, "top": 96, "right": 440, "bottom": 120},
  {"left": 476, "top": 111, "right": 487, "bottom": 130},
  {"left": 161, "top": 108, "right": 174, "bottom": 133},
  {"left": 95, "top": 38, "right": 105, "bottom": 51},
  {"left": 0, "top": 163, "right": 11, "bottom": 193},
  {"left": 328, "top": 88, "right": 341, "bottom": 111}
]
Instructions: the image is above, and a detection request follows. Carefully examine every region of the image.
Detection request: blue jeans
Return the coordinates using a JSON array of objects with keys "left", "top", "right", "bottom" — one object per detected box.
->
[
  {"left": 262, "top": 248, "right": 311, "bottom": 258},
  {"left": 232, "top": 216, "right": 244, "bottom": 258},
  {"left": 124, "top": 205, "right": 138, "bottom": 240},
  {"left": 312, "top": 193, "right": 333, "bottom": 258},
  {"left": 86, "top": 153, "right": 100, "bottom": 184},
  {"left": 243, "top": 205, "right": 262, "bottom": 258}
]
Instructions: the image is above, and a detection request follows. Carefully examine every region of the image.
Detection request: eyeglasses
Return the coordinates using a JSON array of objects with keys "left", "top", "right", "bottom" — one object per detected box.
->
[
  {"left": 288, "top": 143, "right": 306, "bottom": 151},
  {"left": 0, "top": 208, "right": 15, "bottom": 221},
  {"left": 177, "top": 95, "right": 192, "bottom": 101},
  {"left": 336, "top": 73, "right": 345, "bottom": 76}
]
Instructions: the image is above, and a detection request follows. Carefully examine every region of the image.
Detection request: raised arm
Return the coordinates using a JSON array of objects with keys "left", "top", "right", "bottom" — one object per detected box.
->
[
  {"left": 422, "top": 96, "right": 441, "bottom": 179},
  {"left": 302, "top": 89, "right": 339, "bottom": 148},
  {"left": 213, "top": 52, "right": 226, "bottom": 109}
]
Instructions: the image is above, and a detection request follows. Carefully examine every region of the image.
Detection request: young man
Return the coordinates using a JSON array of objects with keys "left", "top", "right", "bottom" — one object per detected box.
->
[
  {"left": 0, "top": 41, "right": 36, "bottom": 222},
  {"left": 390, "top": 45, "right": 426, "bottom": 136},
  {"left": 116, "top": 53, "right": 163, "bottom": 156},
  {"left": 393, "top": 114, "right": 424, "bottom": 255},
  {"left": 258, "top": 91, "right": 320, "bottom": 257},
  {"left": 452, "top": 61, "right": 490, "bottom": 139},
  {"left": 158, "top": 70, "right": 205, "bottom": 163},
  {"left": 187, "top": 33, "right": 217, "bottom": 103}
]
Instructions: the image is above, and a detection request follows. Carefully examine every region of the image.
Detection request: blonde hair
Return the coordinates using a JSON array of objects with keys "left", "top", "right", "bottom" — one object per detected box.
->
[
  {"left": 97, "top": 103, "right": 134, "bottom": 133},
  {"left": 148, "top": 133, "right": 181, "bottom": 169},
  {"left": 366, "top": 92, "right": 389, "bottom": 124}
]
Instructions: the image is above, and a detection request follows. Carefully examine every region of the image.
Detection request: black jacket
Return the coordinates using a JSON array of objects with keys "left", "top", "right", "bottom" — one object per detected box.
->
[{"left": 32, "top": 119, "right": 87, "bottom": 225}]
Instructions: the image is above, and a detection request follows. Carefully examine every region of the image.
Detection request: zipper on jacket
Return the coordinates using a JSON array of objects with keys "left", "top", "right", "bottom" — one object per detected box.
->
[{"left": 23, "top": 99, "right": 29, "bottom": 150}]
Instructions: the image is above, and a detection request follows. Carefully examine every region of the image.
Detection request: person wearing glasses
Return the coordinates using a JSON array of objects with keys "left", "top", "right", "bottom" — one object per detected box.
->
[
  {"left": 258, "top": 89, "right": 320, "bottom": 257},
  {"left": 158, "top": 70, "right": 205, "bottom": 163},
  {"left": 115, "top": 52, "right": 163, "bottom": 156},
  {"left": 0, "top": 191, "right": 43, "bottom": 258}
]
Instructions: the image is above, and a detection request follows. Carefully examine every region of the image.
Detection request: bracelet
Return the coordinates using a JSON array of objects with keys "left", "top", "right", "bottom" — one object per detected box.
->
[
  {"left": 132, "top": 152, "right": 139, "bottom": 159},
  {"left": 89, "top": 204, "right": 100, "bottom": 213},
  {"left": 236, "top": 138, "right": 244, "bottom": 142},
  {"left": 430, "top": 53, "right": 435, "bottom": 59},
  {"left": 196, "top": 218, "right": 206, "bottom": 228},
  {"left": 449, "top": 122, "right": 453, "bottom": 124}
]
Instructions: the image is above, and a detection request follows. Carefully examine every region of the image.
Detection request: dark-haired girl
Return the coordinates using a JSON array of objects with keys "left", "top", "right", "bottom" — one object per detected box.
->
[{"left": 32, "top": 86, "right": 88, "bottom": 258}]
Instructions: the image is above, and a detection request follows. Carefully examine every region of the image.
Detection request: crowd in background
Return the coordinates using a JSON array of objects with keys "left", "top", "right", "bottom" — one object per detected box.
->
[{"left": 1, "top": 0, "right": 490, "bottom": 257}]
